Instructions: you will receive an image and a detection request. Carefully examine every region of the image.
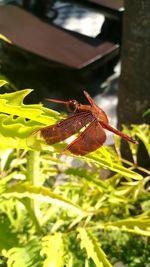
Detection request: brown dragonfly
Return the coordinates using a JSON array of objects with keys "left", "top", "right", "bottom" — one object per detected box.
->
[{"left": 39, "top": 91, "right": 138, "bottom": 155}]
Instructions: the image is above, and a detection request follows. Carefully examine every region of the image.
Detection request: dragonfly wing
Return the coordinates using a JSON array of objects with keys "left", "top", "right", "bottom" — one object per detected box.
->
[
  {"left": 40, "top": 111, "right": 93, "bottom": 145},
  {"left": 64, "top": 119, "right": 106, "bottom": 155}
]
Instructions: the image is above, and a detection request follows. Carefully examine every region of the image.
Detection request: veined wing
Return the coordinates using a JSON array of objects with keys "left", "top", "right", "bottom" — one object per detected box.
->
[
  {"left": 64, "top": 119, "right": 106, "bottom": 155},
  {"left": 40, "top": 111, "right": 93, "bottom": 145}
]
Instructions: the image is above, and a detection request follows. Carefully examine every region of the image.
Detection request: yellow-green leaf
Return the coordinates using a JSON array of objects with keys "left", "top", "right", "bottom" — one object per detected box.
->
[
  {"left": 0, "top": 34, "right": 11, "bottom": 43},
  {"left": 0, "top": 80, "right": 8, "bottom": 87},
  {"left": 41, "top": 233, "right": 64, "bottom": 267},
  {"left": 103, "top": 217, "right": 150, "bottom": 236},
  {"left": 3, "top": 182, "right": 87, "bottom": 215},
  {"left": 78, "top": 227, "right": 113, "bottom": 267}
]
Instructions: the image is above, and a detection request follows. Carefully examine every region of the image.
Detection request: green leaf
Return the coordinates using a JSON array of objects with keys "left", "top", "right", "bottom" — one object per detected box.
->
[
  {"left": 0, "top": 80, "right": 8, "bottom": 87},
  {"left": 0, "top": 86, "right": 63, "bottom": 150},
  {"left": 5, "top": 239, "right": 43, "bottom": 267},
  {"left": 41, "top": 233, "right": 64, "bottom": 267},
  {"left": 103, "top": 217, "right": 150, "bottom": 236},
  {"left": 65, "top": 167, "right": 108, "bottom": 190},
  {"left": 132, "top": 124, "right": 150, "bottom": 156},
  {"left": 115, "top": 176, "right": 150, "bottom": 201},
  {"left": 2, "top": 182, "right": 86, "bottom": 215},
  {"left": 0, "top": 75, "right": 17, "bottom": 91},
  {"left": 0, "top": 89, "right": 60, "bottom": 124},
  {"left": 0, "top": 171, "right": 17, "bottom": 193},
  {"left": 80, "top": 147, "right": 142, "bottom": 181},
  {"left": 143, "top": 109, "right": 150, "bottom": 116},
  {"left": 0, "top": 214, "right": 19, "bottom": 251},
  {"left": 0, "top": 34, "right": 11, "bottom": 43},
  {"left": 78, "top": 227, "right": 113, "bottom": 267}
]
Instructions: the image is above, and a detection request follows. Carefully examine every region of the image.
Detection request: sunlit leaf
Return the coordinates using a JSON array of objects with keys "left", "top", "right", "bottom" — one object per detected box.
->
[
  {"left": 0, "top": 80, "right": 8, "bottom": 87},
  {"left": 81, "top": 151, "right": 142, "bottom": 181},
  {"left": 0, "top": 88, "right": 60, "bottom": 124},
  {"left": 0, "top": 34, "right": 11, "bottom": 43},
  {"left": 0, "top": 171, "right": 17, "bottom": 193},
  {"left": 5, "top": 239, "right": 42, "bottom": 267},
  {"left": 3, "top": 182, "right": 87, "bottom": 215},
  {"left": 103, "top": 217, "right": 150, "bottom": 236},
  {"left": 132, "top": 124, "right": 150, "bottom": 156},
  {"left": 0, "top": 85, "right": 63, "bottom": 150},
  {"left": 41, "top": 233, "right": 64, "bottom": 267},
  {"left": 78, "top": 227, "right": 113, "bottom": 267}
]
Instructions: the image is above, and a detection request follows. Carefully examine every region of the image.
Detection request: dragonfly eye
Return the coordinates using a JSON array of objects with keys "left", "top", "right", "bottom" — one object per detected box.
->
[{"left": 67, "top": 100, "right": 78, "bottom": 112}]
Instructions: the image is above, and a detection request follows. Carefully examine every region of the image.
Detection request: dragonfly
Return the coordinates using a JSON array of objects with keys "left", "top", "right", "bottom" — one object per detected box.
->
[{"left": 39, "top": 90, "right": 138, "bottom": 155}]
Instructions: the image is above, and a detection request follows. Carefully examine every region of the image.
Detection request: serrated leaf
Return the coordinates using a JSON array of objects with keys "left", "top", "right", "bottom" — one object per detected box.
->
[
  {"left": 0, "top": 113, "right": 40, "bottom": 138},
  {"left": 3, "top": 182, "right": 86, "bottom": 215},
  {"left": 5, "top": 239, "right": 42, "bottom": 267},
  {"left": 41, "top": 233, "right": 64, "bottom": 267},
  {"left": 0, "top": 86, "right": 64, "bottom": 150},
  {"left": 0, "top": 89, "right": 60, "bottom": 124},
  {"left": 77, "top": 227, "right": 113, "bottom": 267},
  {"left": 103, "top": 217, "right": 150, "bottom": 236}
]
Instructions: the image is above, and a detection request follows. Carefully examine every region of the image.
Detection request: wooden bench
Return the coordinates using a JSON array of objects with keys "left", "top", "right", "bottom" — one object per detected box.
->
[
  {"left": 65, "top": 0, "right": 124, "bottom": 44},
  {"left": 0, "top": 5, "right": 119, "bottom": 100},
  {"left": 67, "top": 0, "right": 124, "bottom": 20},
  {"left": 22, "top": 0, "right": 124, "bottom": 20}
]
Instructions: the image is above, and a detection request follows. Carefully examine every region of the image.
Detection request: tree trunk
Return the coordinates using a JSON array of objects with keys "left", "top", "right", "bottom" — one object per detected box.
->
[
  {"left": 118, "top": 0, "right": 150, "bottom": 125},
  {"left": 117, "top": 0, "right": 150, "bottom": 167}
]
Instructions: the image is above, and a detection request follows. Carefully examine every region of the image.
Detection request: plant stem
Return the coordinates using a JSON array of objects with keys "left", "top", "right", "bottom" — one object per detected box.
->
[
  {"left": 120, "top": 158, "right": 150, "bottom": 175},
  {"left": 26, "top": 150, "right": 41, "bottom": 233}
]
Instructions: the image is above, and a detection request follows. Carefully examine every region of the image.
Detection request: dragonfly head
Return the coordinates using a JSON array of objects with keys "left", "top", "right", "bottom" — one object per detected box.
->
[
  {"left": 46, "top": 98, "right": 78, "bottom": 112},
  {"left": 66, "top": 100, "right": 78, "bottom": 112}
]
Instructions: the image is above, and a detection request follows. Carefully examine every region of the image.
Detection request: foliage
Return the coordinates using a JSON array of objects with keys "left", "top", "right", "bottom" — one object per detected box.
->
[
  {"left": 0, "top": 34, "right": 11, "bottom": 43},
  {"left": 0, "top": 81, "right": 149, "bottom": 267}
]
